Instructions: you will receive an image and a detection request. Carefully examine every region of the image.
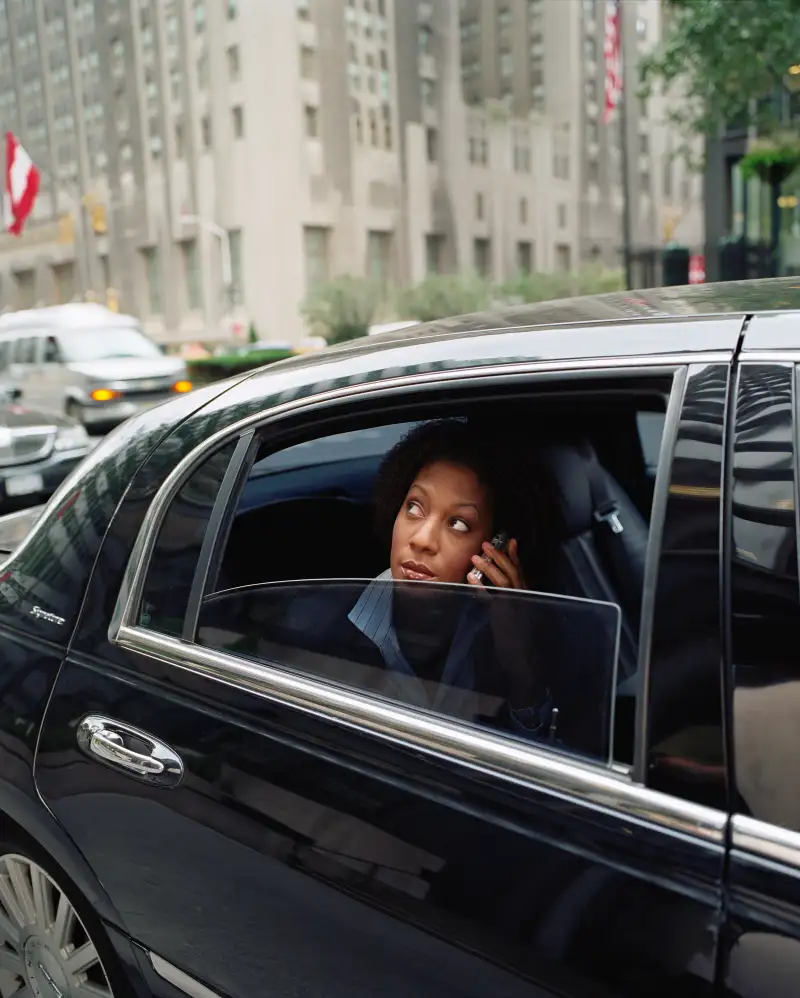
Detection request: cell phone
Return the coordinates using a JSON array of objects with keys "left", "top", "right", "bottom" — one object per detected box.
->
[{"left": 470, "top": 530, "right": 509, "bottom": 584}]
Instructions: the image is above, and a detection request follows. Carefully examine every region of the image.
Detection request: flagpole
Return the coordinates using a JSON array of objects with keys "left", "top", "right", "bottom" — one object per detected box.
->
[{"left": 617, "top": 0, "right": 633, "bottom": 290}]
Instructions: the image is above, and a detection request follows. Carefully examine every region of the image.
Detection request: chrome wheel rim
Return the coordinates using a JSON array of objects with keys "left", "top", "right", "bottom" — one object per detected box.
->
[{"left": 0, "top": 854, "right": 113, "bottom": 998}]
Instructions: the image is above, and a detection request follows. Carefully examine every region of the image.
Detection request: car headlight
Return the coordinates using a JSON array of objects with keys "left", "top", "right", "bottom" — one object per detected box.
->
[{"left": 54, "top": 425, "right": 90, "bottom": 451}]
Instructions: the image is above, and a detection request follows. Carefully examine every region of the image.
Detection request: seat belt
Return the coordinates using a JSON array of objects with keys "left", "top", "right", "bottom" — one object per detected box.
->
[{"left": 581, "top": 445, "right": 639, "bottom": 623}]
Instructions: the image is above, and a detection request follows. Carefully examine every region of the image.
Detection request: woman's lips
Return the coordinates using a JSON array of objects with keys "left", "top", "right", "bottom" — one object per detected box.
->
[{"left": 400, "top": 561, "right": 436, "bottom": 581}]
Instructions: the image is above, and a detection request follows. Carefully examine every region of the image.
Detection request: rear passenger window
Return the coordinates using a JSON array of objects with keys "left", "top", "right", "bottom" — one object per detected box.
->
[
  {"left": 136, "top": 383, "right": 672, "bottom": 767},
  {"left": 140, "top": 440, "right": 238, "bottom": 636}
]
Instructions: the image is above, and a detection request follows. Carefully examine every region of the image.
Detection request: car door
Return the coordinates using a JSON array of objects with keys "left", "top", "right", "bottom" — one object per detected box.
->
[
  {"left": 35, "top": 361, "right": 729, "bottom": 998},
  {"left": 723, "top": 358, "right": 800, "bottom": 997}
]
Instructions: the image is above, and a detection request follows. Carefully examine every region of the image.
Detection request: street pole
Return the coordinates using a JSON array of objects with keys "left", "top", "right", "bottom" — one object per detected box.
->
[{"left": 617, "top": 1, "right": 633, "bottom": 290}]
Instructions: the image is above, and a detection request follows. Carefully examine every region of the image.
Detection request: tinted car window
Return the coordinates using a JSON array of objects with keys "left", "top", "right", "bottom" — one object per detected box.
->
[
  {"left": 140, "top": 441, "right": 238, "bottom": 636},
  {"left": 196, "top": 579, "right": 621, "bottom": 761}
]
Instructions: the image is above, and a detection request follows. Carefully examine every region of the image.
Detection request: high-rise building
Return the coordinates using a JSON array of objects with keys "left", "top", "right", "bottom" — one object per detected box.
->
[{"left": 0, "top": 0, "right": 702, "bottom": 348}]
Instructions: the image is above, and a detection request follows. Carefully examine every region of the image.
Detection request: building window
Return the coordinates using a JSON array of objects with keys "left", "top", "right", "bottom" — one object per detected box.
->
[
  {"left": 228, "top": 229, "right": 243, "bottom": 302},
  {"left": 367, "top": 230, "right": 392, "bottom": 285},
  {"left": 636, "top": 16, "right": 647, "bottom": 40},
  {"left": 555, "top": 243, "right": 571, "bottom": 271},
  {"left": 475, "top": 191, "right": 484, "bottom": 220},
  {"left": 640, "top": 170, "right": 651, "bottom": 190},
  {"left": 197, "top": 53, "right": 209, "bottom": 89},
  {"left": 418, "top": 25, "right": 432, "bottom": 54},
  {"left": 587, "top": 119, "right": 599, "bottom": 145},
  {"left": 369, "top": 109, "right": 378, "bottom": 146},
  {"left": 519, "top": 196, "right": 528, "bottom": 224},
  {"left": 426, "top": 127, "right": 437, "bottom": 162},
  {"left": 175, "top": 121, "right": 184, "bottom": 158},
  {"left": 558, "top": 204, "right": 567, "bottom": 228},
  {"left": 587, "top": 159, "right": 599, "bottom": 184},
  {"left": 181, "top": 239, "right": 202, "bottom": 310},
  {"left": 232, "top": 105, "right": 244, "bottom": 138},
  {"left": 304, "top": 105, "right": 319, "bottom": 137},
  {"left": 553, "top": 154, "right": 570, "bottom": 179},
  {"left": 227, "top": 0, "right": 238, "bottom": 20},
  {"left": 473, "top": 237, "right": 491, "bottom": 277},
  {"left": 142, "top": 247, "right": 162, "bottom": 315},
  {"left": 421, "top": 78, "right": 435, "bottom": 105},
  {"left": 303, "top": 226, "right": 329, "bottom": 289},
  {"left": 499, "top": 52, "right": 512, "bottom": 78},
  {"left": 426, "top": 234, "right": 444, "bottom": 274},
  {"left": 517, "top": 240, "right": 532, "bottom": 274},
  {"left": 201, "top": 114, "right": 212, "bottom": 149},
  {"left": 227, "top": 45, "right": 240, "bottom": 81},
  {"left": 194, "top": 0, "right": 206, "bottom": 33},
  {"left": 300, "top": 46, "right": 316, "bottom": 78},
  {"left": 584, "top": 37, "right": 597, "bottom": 63},
  {"left": 639, "top": 133, "right": 649, "bottom": 155}
]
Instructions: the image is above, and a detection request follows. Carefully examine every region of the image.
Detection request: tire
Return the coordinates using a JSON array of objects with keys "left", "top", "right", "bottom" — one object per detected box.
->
[{"left": 0, "top": 839, "right": 132, "bottom": 998}]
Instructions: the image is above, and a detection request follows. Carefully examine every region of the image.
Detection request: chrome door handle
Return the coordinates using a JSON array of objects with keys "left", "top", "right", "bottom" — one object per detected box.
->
[{"left": 77, "top": 716, "right": 184, "bottom": 788}]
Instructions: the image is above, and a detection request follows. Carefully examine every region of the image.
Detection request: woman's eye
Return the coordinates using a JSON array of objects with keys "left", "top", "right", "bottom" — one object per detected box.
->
[
  {"left": 406, "top": 500, "right": 423, "bottom": 517},
  {"left": 450, "top": 518, "right": 469, "bottom": 533}
]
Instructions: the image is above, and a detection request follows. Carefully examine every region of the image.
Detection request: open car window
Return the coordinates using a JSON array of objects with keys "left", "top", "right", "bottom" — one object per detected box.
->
[{"left": 195, "top": 579, "right": 622, "bottom": 763}]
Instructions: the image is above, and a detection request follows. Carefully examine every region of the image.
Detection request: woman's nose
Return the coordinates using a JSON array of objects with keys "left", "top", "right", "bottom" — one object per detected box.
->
[{"left": 410, "top": 518, "right": 439, "bottom": 552}]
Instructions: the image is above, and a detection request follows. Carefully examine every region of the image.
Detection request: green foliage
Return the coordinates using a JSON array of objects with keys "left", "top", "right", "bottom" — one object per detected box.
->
[
  {"left": 394, "top": 273, "right": 492, "bottom": 322},
  {"left": 500, "top": 265, "right": 625, "bottom": 303},
  {"left": 247, "top": 322, "right": 258, "bottom": 344},
  {"left": 187, "top": 348, "right": 293, "bottom": 384},
  {"left": 640, "top": 0, "right": 800, "bottom": 142},
  {"left": 300, "top": 276, "right": 385, "bottom": 344},
  {"left": 738, "top": 132, "right": 800, "bottom": 184}
]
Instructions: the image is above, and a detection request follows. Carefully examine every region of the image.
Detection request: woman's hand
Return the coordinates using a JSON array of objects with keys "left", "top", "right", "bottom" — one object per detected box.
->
[
  {"left": 468, "top": 538, "right": 527, "bottom": 591},
  {"left": 468, "top": 539, "right": 545, "bottom": 710}
]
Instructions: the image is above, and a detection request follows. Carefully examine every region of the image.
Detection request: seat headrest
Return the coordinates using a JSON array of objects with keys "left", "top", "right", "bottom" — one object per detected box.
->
[{"left": 539, "top": 442, "right": 597, "bottom": 537}]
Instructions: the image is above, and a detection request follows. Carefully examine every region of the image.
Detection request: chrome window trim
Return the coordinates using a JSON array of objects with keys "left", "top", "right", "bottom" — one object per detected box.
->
[
  {"left": 732, "top": 814, "right": 800, "bottom": 870},
  {"left": 117, "top": 623, "right": 726, "bottom": 844},
  {"left": 111, "top": 353, "right": 727, "bottom": 636},
  {"left": 739, "top": 351, "right": 800, "bottom": 362},
  {"left": 632, "top": 365, "right": 687, "bottom": 782}
]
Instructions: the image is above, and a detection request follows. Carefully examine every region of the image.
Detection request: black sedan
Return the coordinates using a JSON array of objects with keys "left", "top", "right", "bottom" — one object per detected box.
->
[
  {"left": 0, "top": 278, "right": 797, "bottom": 998},
  {"left": 0, "top": 385, "right": 91, "bottom": 512}
]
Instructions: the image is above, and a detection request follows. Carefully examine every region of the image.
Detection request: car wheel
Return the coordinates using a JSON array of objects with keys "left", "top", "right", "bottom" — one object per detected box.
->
[{"left": 0, "top": 848, "right": 119, "bottom": 998}]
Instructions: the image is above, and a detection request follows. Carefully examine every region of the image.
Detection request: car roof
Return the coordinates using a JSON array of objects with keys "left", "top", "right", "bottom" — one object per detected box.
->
[{"left": 0, "top": 302, "right": 139, "bottom": 331}]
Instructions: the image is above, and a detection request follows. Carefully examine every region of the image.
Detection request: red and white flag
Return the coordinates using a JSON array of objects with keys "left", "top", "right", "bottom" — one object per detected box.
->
[
  {"left": 5, "top": 132, "right": 40, "bottom": 236},
  {"left": 603, "top": 0, "right": 623, "bottom": 123}
]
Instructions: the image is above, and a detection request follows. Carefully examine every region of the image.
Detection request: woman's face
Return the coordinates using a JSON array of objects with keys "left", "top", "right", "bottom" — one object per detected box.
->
[{"left": 390, "top": 460, "right": 493, "bottom": 586}]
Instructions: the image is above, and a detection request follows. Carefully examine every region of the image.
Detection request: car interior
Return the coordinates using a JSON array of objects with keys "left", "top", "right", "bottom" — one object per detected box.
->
[{"left": 198, "top": 381, "right": 671, "bottom": 764}]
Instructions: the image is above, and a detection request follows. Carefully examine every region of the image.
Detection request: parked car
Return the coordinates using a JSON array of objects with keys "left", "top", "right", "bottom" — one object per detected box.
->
[
  {"left": 0, "top": 302, "right": 192, "bottom": 433},
  {"left": 0, "top": 381, "right": 91, "bottom": 512},
  {"left": 0, "top": 278, "right": 798, "bottom": 998}
]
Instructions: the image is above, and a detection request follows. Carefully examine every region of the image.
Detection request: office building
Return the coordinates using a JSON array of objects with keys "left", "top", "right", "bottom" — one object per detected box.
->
[{"left": 0, "top": 0, "right": 702, "bottom": 347}]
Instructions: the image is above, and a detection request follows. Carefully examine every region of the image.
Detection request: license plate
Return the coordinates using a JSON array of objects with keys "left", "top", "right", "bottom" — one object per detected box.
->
[{"left": 5, "top": 474, "right": 44, "bottom": 497}]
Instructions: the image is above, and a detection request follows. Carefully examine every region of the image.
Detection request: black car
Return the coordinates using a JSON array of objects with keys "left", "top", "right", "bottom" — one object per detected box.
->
[
  {"left": 0, "top": 278, "right": 796, "bottom": 998},
  {"left": 0, "top": 384, "right": 92, "bottom": 513}
]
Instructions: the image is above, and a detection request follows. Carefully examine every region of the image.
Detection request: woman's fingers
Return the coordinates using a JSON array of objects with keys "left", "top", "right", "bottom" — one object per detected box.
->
[{"left": 480, "top": 542, "right": 522, "bottom": 589}]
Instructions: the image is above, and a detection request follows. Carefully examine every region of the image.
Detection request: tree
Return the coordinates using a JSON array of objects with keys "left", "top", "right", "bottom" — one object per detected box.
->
[{"left": 640, "top": 0, "right": 800, "bottom": 144}]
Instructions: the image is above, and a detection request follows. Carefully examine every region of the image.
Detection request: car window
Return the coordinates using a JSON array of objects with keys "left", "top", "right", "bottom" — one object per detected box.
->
[
  {"left": 636, "top": 411, "right": 664, "bottom": 470},
  {"left": 134, "top": 391, "right": 671, "bottom": 769},
  {"left": 196, "top": 579, "right": 621, "bottom": 761},
  {"left": 731, "top": 363, "right": 800, "bottom": 832},
  {"left": 56, "top": 326, "right": 161, "bottom": 362},
  {"left": 43, "top": 336, "right": 61, "bottom": 363},
  {"left": 140, "top": 440, "right": 239, "bottom": 637},
  {"left": 14, "top": 337, "right": 36, "bottom": 364}
]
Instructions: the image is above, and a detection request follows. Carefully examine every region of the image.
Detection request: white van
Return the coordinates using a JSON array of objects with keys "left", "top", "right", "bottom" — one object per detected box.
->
[{"left": 0, "top": 303, "right": 192, "bottom": 431}]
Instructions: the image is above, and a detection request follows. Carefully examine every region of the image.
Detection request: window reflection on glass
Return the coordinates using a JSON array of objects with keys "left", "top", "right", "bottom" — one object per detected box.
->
[{"left": 197, "top": 580, "right": 620, "bottom": 761}]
